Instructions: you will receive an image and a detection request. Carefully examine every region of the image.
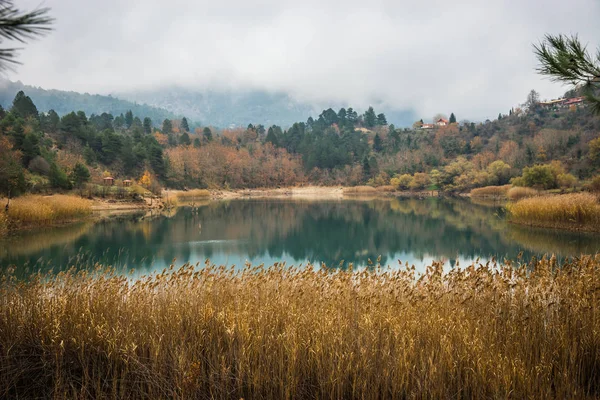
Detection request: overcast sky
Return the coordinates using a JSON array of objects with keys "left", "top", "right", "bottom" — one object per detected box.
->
[{"left": 6, "top": 0, "right": 600, "bottom": 121}]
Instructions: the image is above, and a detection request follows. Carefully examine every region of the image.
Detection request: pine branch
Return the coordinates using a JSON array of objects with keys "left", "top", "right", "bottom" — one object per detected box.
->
[
  {"left": 0, "top": 0, "right": 53, "bottom": 69},
  {"left": 534, "top": 34, "right": 600, "bottom": 114},
  {"left": 0, "top": 0, "right": 53, "bottom": 42}
]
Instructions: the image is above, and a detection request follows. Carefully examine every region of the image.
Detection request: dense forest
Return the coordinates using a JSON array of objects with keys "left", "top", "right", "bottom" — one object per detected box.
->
[{"left": 1, "top": 87, "right": 599, "bottom": 197}]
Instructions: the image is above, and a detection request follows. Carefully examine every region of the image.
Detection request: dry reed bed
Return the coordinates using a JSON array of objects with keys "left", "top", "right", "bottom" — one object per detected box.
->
[
  {"left": 508, "top": 192, "right": 600, "bottom": 231},
  {"left": 470, "top": 184, "right": 512, "bottom": 198},
  {"left": 175, "top": 189, "right": 211, "bottom": 200},
  {"left": 5, "top": 195, "right": 92, "bottom": 225},
  {"left": 343, "top": 186, "right": 378, "bottom": 195},
  {"left": 507, "top": 186, "right": 539, "bottom": 201},
  {"left": 0, "top": 257, "right": 599, "bottom": 399}
]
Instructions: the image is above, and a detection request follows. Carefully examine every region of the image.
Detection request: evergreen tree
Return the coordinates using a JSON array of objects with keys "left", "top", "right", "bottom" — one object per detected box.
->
[
  {"left": 11, "top": 91, "right": 38, "bottom": 119},
  {"left": 162, "top": 119, "right": 172, "bottom": 134},
  {"left": 181, "top": 117, "right": 190, "bottom": 132},
  {"left": 449, "top": 113, "right": 456, "bottom": 123},
  {"left": 376, "top": 113, "right": 387, "bottom": 126},
  {"left": 498, "top": 113, "right": 502, "bottom": 120},
  {"left": 0, "top": 143, "right": 26, "bottom": 197},
  {"left": 265, "top": 127, "right": 279, "bottom": 146},
  {"left": 362, "top": 155, "right": 371, "bottom": 178},
  {"left": 125, "top": 110, "right": 133, "bottom": 128},
  {"left": 373, "top": 133, "right": 383, "bottom": 152},
  {"left": 364, "top": 106, "right": 377, "bottom": 128},
  {"left": 21, "top": 133, "right": 40, "bottom": 166},
  {"left": 49, "top": 162, "right": 71, "bottom": 190},
  {"left": 0, "top": 105, "right": 5, "bottom": 119},
  {"left": 193, "top": 138, "right": 201, "bottom": 148},
  {"left": 143, "top": 117, "right": 152, "bottom": 134},
  {"left": 132, "top": 116, "right": 142, "bottom": 129},
  {"left": 83, "top": 146, "right": 96, "bottom": 165},
  {"left": 203, "top": 127, "right": 213, "bottom": 141},
  {"left": 70, "top": 162, "right": 90, "bottom": 188},
  {"left": 179, "top": 132, "right": 191, "bottom": 146},
  {"left": 388, "top": 124, "right": 400, "bottom": 151},
  {"left": 59, "top": 112, "right": 83, "bottom": 143},
  {"left": 113, "top": 114, "right": 125, "bottom": 129}
]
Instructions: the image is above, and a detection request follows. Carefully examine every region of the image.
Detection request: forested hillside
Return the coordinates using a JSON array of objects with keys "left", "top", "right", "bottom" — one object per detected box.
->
[
  {"left": 0, "top": 79, "right": 178, "bottom": 127},
  {"left": 1, "top": 88, "right": 599, "bottom": 197}
]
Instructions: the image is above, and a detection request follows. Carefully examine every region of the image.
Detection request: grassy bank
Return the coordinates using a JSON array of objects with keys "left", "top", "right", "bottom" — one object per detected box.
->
[
  {"left": 507, "top": 192, "right": 600, "bottom": 232},
  {"left": 1, "top": 257, "right": 599, "bottom": 398},
  {"left": 3, "top": 195, "right": 92, "bottom": 228}
]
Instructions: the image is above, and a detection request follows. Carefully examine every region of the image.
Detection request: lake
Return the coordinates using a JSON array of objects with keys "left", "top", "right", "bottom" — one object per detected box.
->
[{"left": 1, "top": 197, "right": 600, "bottom": 276}]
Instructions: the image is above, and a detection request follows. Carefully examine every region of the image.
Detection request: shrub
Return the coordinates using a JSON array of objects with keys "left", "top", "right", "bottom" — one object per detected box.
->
[
  {"left": 486, "top": 160, "right": 512, "bottom": 185},
  {"left": 557, "top": 173, "right": 578, "bottom": 189},
  {"left": 391, "top": 174, "right": 413, "bottom": 190},
  {"left": 587, "top": 175, "right": 600, "bottom": 193},
  {"left": 409, "top": 172, "right": 430, "bottom": 190},
  {"left": 521, "top": 164, "right": 556, "bottom": 189},
  {"left": 28, "top": 156, "right": 50, "bottom": 175},
  {"left": 510, "top": 176, "right": 526, "bottom": 187}
]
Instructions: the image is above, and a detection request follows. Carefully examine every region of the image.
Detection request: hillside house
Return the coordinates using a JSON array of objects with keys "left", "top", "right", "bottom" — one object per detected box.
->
[
  {"left": 563, "top": 96, "right": 584, "bottom": 107},
  {"left": 539, "top": 96, "right": 585, "bottom": 109},
  {"left": 436, "top": 118, "right": 448, "bottom": 126}
]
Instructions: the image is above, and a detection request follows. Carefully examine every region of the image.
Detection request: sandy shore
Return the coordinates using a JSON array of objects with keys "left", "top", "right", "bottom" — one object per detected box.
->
[
  {"left": 211, "top": 186, "right": 437, "bottom": 200},
  {"left": 91, "top": 197, "right": 159, "bottom": 211},
  {"left": 211, "top": 186, "right": 346, "bottom": 200}
]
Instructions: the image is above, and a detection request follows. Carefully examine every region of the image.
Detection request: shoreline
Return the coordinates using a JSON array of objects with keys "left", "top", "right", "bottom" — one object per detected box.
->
[{"left": 206, "top": 186, "right": 438, "bottom": 200}]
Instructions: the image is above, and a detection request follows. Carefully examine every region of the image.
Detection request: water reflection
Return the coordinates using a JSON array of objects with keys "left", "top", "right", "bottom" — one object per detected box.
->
[{"left": 1, "top": 198, "right": 599, "bottom": 275}]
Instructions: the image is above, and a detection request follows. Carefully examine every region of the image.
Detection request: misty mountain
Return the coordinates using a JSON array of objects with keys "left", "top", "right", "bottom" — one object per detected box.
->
[
  {"left": 0, "top": 79, "right": 416, "bottom": 128},
  {"left": 117, "top": 87, "right": 416, "bottom": 128},
  {"left": 0, "top": 79, "right": 178, "bottom": 126}
]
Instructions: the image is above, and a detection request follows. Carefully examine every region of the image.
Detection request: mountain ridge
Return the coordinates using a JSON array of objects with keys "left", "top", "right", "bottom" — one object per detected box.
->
[
  {"left": 0, "top": 79, "right": 415, "bottom": 128},
  {"left": 0, "top": 79, "right": 178, "bottom": 126}
]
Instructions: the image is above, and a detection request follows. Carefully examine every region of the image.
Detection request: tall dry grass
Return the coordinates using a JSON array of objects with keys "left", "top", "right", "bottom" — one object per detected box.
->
[
  {"left": 175, "top": 189, "right": 211, "bottom": 200},
  {"left": 375, "top": 185, "right": 396, "bottom": 193},
  {"left": 343, "top": 186, "right": 377, "bottom": 195},
  {"left": 469, "top": 184, "right": 512, "bottom": 198},
  {"left": 507, "top": 186, "right": 539, "bottom": 201},
  {"left": 508, "top": 192, "right": 600, "bottom": 231},
  {"left": 6, "top": 195, "right": 92, "bottom": 226},
  {"left": 0, "top": 212, "right": 7, "bottom": 236},
  {"left": 0, "top": 257, "right": 598, "bottom": 398}
]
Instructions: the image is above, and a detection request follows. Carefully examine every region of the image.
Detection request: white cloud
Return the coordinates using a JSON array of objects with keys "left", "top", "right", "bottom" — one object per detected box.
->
[{"left": 7, "top": 0, "right": 600, "bottom": 121}]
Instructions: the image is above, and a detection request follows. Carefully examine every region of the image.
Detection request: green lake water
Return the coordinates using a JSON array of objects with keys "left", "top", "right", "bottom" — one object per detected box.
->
[{"left": 1, "top": 198, "right": 599, "bottom": 275}]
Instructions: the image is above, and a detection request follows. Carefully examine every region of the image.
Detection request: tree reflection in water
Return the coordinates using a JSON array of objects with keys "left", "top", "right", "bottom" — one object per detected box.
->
[{"left": 2, "top": 198, "right": 600, "bottom": 276}]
